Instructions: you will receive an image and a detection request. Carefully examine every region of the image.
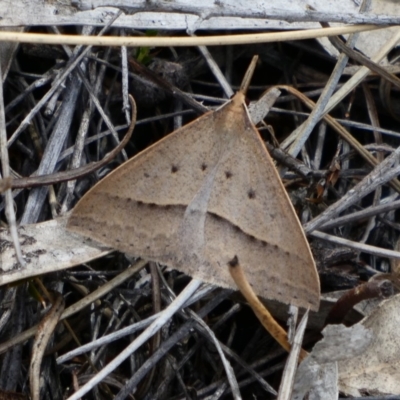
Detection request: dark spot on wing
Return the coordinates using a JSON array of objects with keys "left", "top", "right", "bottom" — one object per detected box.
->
[
  {"left": 225, "top": 171, "right": 233, "bottom": 179},
  {"left": 248, "top": 189, "right": 256, "bottom": 199},
  {"left": 144, "top": 173, "right": 150, "bottom": 178},
  {"left": 201, "top": 163, "right": 207, "bottom": 171},
  {"left": 171, "top": 165, "right": 179, "bottom": 173}
]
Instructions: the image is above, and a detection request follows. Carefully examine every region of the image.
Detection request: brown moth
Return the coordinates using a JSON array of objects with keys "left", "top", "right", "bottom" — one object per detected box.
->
[{"left": 67, "top": 92, "right": 320, "bottom": 310}]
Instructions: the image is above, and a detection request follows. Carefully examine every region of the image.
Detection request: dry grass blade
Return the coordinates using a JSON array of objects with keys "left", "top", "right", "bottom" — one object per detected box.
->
[
  {"left": 311, "top": 231, "right": 400, "bottom": 260},
  {"left": 29, "top": 292, "right": 64, "bottom": 400},
  {"left": 0, "top": 25, "right": 383, "bottom": 46},
  {"left": 277, "top": 310, "right": 309, "bottom": 400},
  {"left": 0, "top": 60, "right": 25, "bottom": 266}
]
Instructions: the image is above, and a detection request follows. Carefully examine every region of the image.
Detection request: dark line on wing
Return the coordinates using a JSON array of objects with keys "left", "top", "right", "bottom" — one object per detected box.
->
[{"left": 99, "top": 193, "right": 280, "bottom": 251}]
